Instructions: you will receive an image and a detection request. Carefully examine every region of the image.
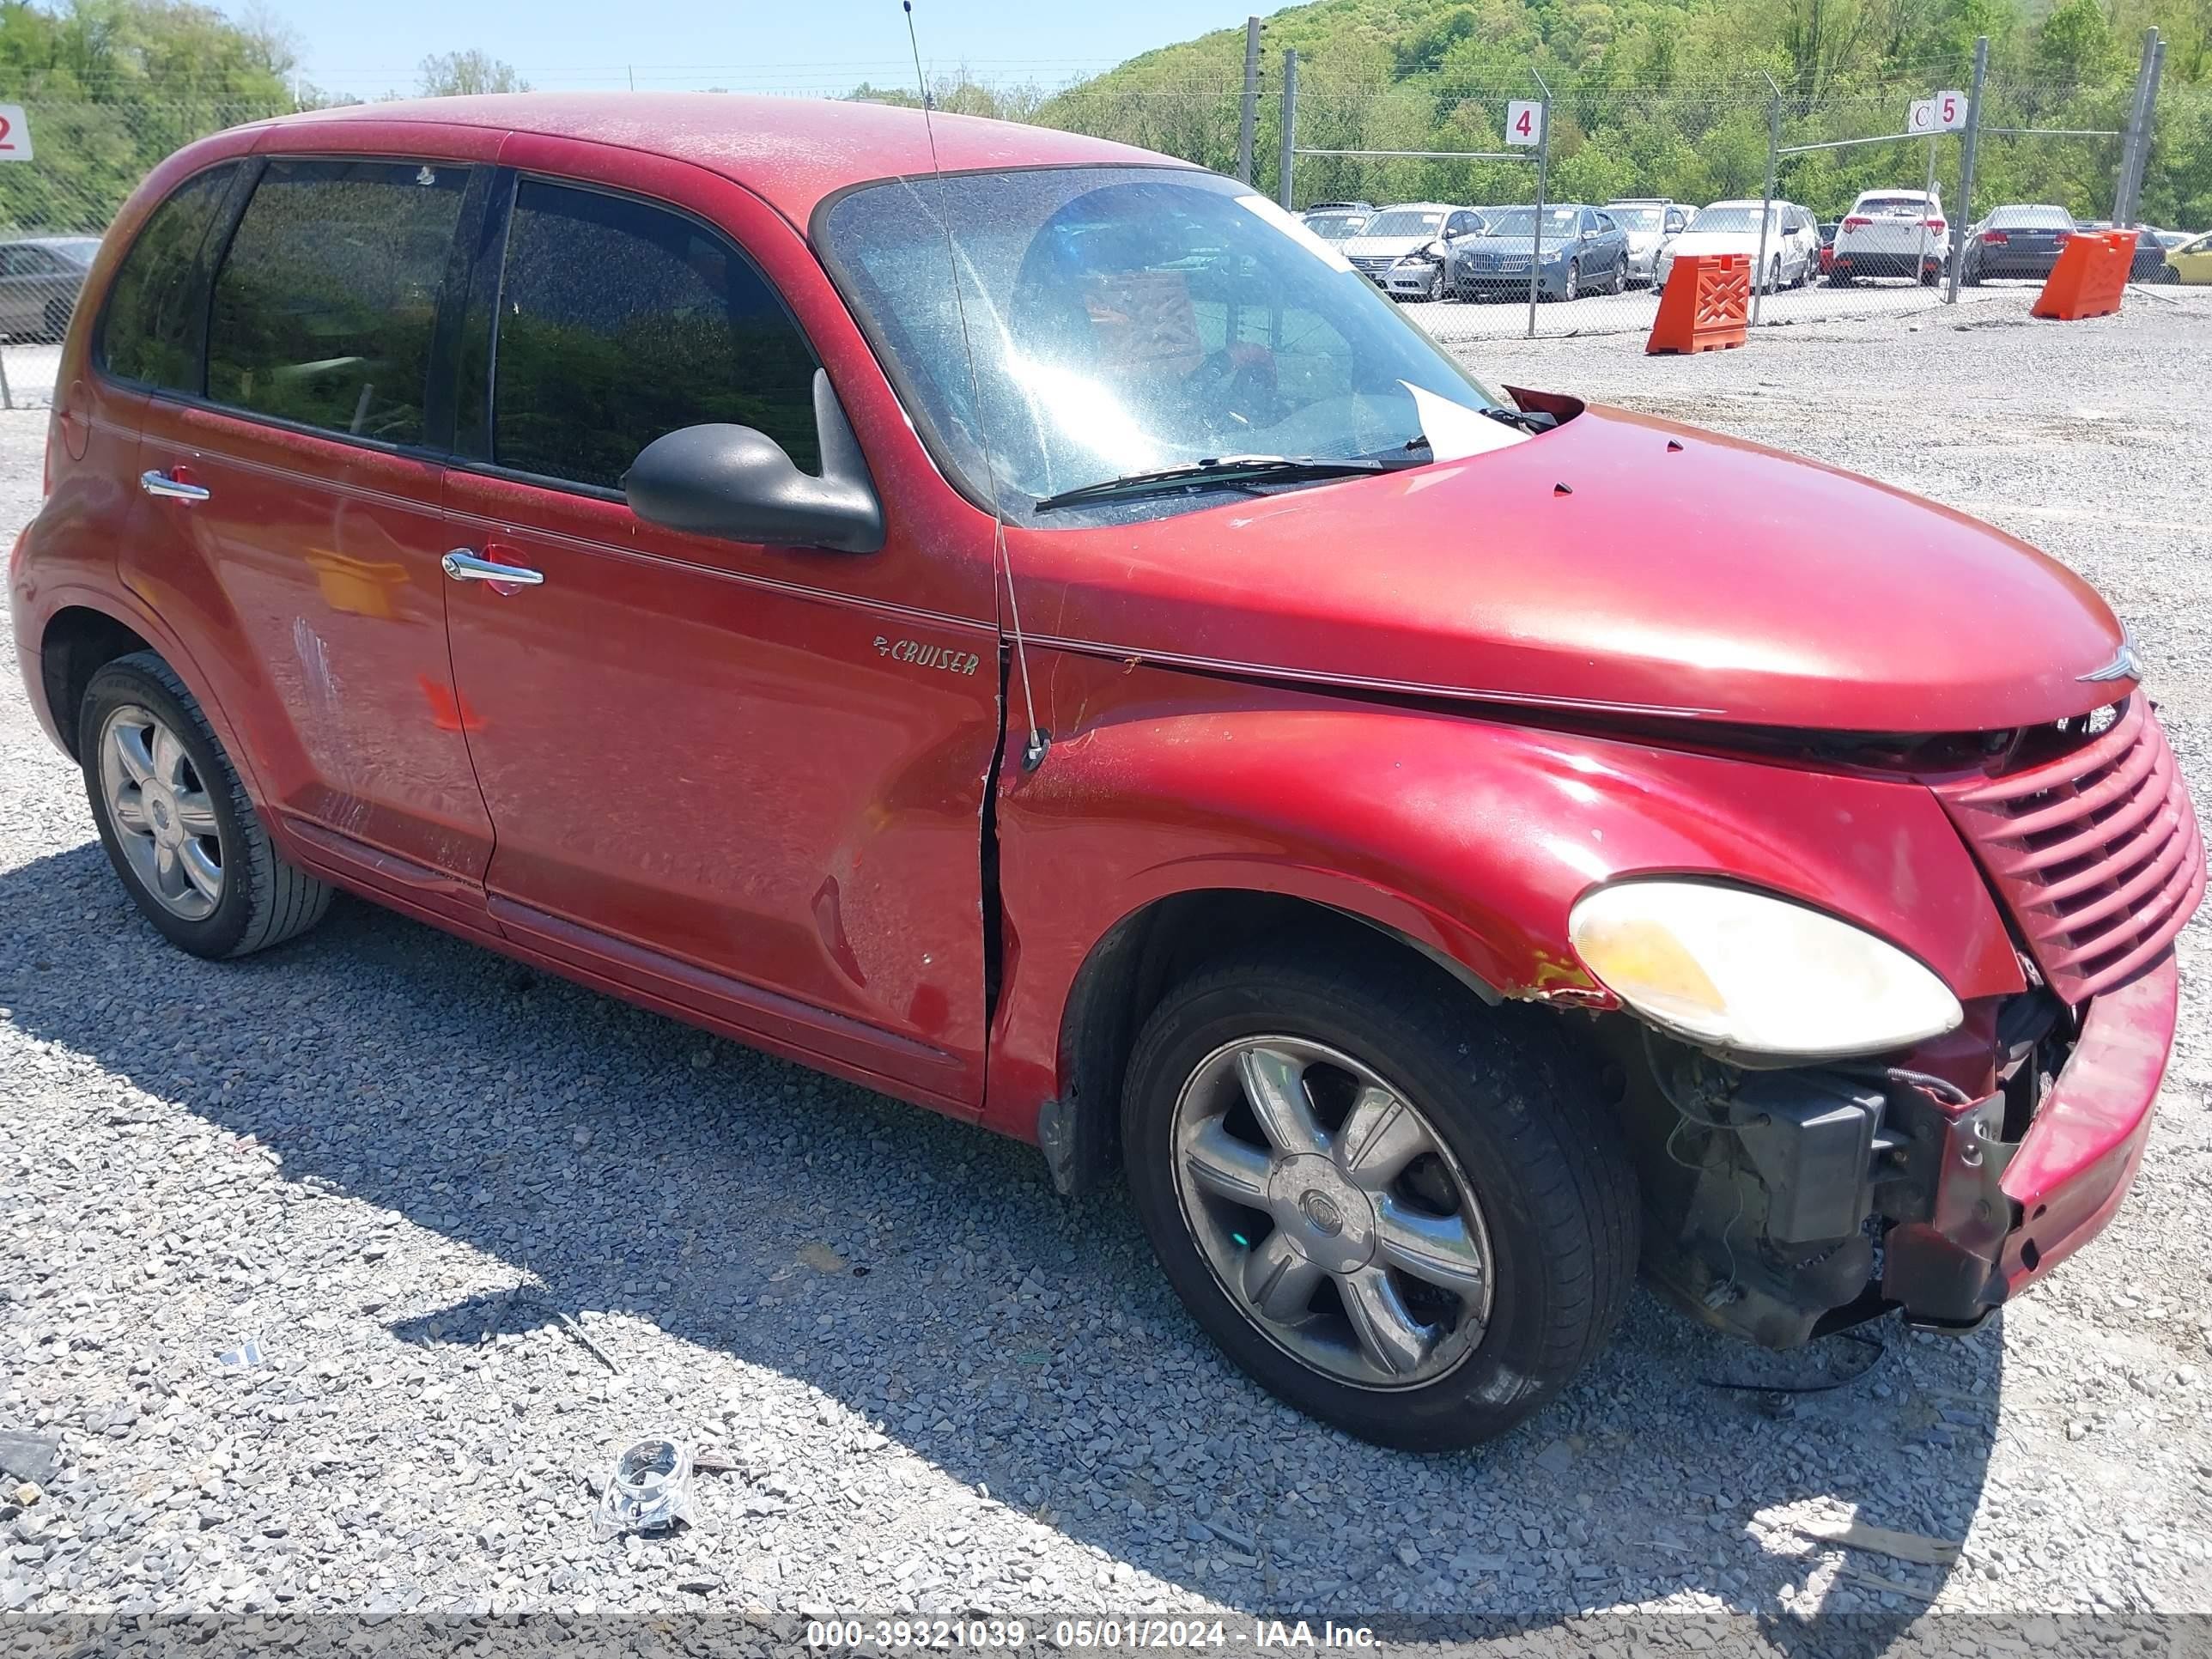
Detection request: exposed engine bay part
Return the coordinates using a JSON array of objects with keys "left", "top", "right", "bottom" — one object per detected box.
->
[{"left": 1605, "top": 1017, "right": 2034, "bottom": 1348}]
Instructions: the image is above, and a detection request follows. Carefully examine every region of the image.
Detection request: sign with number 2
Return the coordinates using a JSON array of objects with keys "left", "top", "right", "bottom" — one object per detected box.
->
[
  {"left": 0, "top": 105, "right": 32, "bottom": 162},
  {"left": 1505, "top": 100, "right": 1542, "bottom": 148}
]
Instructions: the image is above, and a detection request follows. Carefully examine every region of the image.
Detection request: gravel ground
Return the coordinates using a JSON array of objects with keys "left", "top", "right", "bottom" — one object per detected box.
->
[{"left": 3, "top": 291, "right": 2211, "bottom": 1648}]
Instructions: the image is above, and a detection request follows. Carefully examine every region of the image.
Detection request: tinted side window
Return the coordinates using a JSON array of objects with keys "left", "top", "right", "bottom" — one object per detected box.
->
[
  {"left": 206, "top": 159, "right": 467, "bottom": 446},
  {"left": 97, "top": 164, "right": 237, "bottom": 391},
  {"left": 491, "top": 179, "right": 819, "bottom": 491}
]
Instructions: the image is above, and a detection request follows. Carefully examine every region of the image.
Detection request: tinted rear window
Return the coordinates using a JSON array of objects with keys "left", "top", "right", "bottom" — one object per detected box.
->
[
  {"left": 97, "top": 164, "right": 238, "bottom": 391},
  {"left": 205, "top": 158, "right": 467, "bottom": 446},
  {"left": 489, "top": 179, "right": 820, "bottom": 490},
  {"left": 1990, "top": 206, "right": 2072, "bottom": 228}
]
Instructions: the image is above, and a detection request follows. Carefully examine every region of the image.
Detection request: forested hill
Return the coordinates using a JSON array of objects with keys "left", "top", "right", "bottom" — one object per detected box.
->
[{"left": 1024, "top": 0, "right": 2210, "bottom": 228}]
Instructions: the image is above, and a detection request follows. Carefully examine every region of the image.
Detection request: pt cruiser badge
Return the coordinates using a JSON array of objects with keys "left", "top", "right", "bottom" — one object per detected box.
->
[{"left": 877, "top": 635, "right": 981, "bottom": 676}]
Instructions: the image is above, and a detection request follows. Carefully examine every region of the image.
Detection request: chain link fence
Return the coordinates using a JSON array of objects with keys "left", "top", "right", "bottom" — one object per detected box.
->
[{"left": 0, "top": 57, "right": 2201, "bottom": 403}]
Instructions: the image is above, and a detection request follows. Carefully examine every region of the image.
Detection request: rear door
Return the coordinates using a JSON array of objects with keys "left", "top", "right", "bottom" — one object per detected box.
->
[
  {"left": 439, "top": 158, "right": 1001, "bottom": 1109},
  {"left": 126, "top": 152, "right": 497, "bottom": 908}
]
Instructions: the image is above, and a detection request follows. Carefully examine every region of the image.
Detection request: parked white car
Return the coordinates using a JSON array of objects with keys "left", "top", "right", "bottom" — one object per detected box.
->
[
  {"left": 1604, "top": 198, "right": 1692, "bottom": 287},
  {"left": 1341, "top": 203, "right": 1485, "bottom": 301},
  {"left": 1829, "top": 188, "right": 1949, "bottom": 284},
  {"left": 1654, "top": 201, "right": 1820, "bottom": 293}
]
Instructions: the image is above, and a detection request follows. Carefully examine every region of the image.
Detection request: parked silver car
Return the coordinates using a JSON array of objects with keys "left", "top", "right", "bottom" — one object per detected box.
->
[
  {"left": 1604, "top": 198, "right": 1691, "bottom": 287},
  {"left": 0, "top": 235, "right": 100, "bottom": 340},
  {"left": 1341, "top": 204, "right": 1485, "bottom": 301}
]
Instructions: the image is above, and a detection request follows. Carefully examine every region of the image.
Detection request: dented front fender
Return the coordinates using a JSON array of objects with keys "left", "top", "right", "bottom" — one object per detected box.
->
[{"left": 980, "top": 652, "right": 2023, "bottom": 1140}]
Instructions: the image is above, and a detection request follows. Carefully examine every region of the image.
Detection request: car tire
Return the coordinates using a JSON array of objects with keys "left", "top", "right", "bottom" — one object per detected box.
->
[
  {"left": 1423, "top": 268, "right": 1443, "bottom": 303},
  {"left": 1120, "top": 940, "right": 1639, "bottom": 1451},
  {"left": 1608, "top": 258, "right": 1626, "bottom": 295},
  {"left": 1827, "top": 270, "right": 1854, "bottom": 287},
  {"left": 79, "top": 651, "right": 334, "bottom": 960},
  {"left": 1767, "top": 256, "right": 1782, "bottom": 294},
  {"left": 41, "top": 297, "right": 72, "bottom": 341},
  {"left": 1560, "top": 258, "right": 1578, "bottom": 300}
]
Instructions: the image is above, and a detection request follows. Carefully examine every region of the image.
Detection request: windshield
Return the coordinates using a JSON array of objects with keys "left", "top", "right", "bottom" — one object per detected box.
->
[
  {"left": 1304, "top": 212, "right": 1367, "bottom": 240},
  {"left": 1361, "top": 209, "right": 1444, "bottom": 238},
  {"left": 817, "top": 167, "right": 1505, "bottom": 521},
  {"left": 1610, "top": 207, "right": 1662, "bottom": 232},
  {"left": 1686, "top": 206, "right": 1774, "bottom": 235},
  {"left": 1480, "top": 207, "right": 1577, "bottom": 238}
]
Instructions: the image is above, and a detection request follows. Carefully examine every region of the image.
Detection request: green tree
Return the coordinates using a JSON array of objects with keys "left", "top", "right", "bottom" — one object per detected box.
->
[{"left": 416, "top": 49, "right": 529, "bottom": 97}]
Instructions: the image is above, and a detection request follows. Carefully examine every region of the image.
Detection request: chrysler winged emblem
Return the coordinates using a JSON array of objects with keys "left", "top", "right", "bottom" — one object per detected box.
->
[{"left": 2081, "top": 625, "right": 2142, "bottom": 684}]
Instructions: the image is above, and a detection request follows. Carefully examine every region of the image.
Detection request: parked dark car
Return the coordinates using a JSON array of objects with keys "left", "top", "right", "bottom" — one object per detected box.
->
[
  {"left": 1447, "top": 204, "right": 1630, "bottom": 301},
  {"left": 0, "top": 234, "right": 100, "bottom": 340},
  {"left": 1961, "top": 205, "right": 2074, "bottom": 283}
]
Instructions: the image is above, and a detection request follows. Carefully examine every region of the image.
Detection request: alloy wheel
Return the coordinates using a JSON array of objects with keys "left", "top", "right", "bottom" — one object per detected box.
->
[
  {"left": 98, "top": 703, "right": 225, "bottom": 921},
  {"left": 1170, "top": 1035, "right": 1493, "bottom": 1389}
]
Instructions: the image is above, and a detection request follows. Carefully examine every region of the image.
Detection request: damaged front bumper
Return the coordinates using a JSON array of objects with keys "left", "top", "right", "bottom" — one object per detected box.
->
[
  {"left": 1884, "top": 949, "right": 2177, "bottom": 1328},
  {"left": 1630, "top": 950, "right": 2178, "bottom": 1347}
]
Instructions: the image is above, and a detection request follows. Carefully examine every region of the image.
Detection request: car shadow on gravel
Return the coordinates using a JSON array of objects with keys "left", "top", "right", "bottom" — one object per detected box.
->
[{"left": 0, "top": 842, "right": 2001, "bottom": 1643}]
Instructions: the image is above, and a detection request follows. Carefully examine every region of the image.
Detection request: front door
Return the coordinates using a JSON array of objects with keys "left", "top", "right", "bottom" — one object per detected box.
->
[
  {"left": 126, "top": 155, "right": 496, "bottom": 899},
  {"left": 440, "top": 172, "right": 1001, "bottom": 1109}
]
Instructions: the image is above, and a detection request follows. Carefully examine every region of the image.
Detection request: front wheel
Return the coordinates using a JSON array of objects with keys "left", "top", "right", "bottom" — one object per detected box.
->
[
  {"left": 80, "top": 652, "right": 333, "bottom": 959},
  {"left": 1121, "top": 944, "right": 1639, "bottom": 1450},
  {"left": 1422, "top": 267, "right": 1443, "bottom": 303}
]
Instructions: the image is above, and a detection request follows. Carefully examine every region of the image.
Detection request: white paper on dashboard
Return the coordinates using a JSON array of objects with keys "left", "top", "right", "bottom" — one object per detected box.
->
[{"left": 1401, "top": 381, "right": 1529, "bottom": 460}]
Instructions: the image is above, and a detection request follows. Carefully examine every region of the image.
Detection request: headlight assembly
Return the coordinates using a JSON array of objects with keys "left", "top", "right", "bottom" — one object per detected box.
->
[{"left": 1567, "top": 880, "right": 1963, "bottom": 1060}]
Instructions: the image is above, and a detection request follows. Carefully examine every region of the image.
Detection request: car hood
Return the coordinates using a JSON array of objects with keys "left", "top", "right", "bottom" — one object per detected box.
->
[
  {"left": 1453, "top": 234, "right": 1553, "bottom": 256},
  {"left": 1010, "top": 400, "right": 2127, "bottom": 734},
  {"left": 1343, "top": 234, "right": 1432, "bottom": 258},
  {"left": 1664, "top": 229, "right": 1771, "bottom": 258}
]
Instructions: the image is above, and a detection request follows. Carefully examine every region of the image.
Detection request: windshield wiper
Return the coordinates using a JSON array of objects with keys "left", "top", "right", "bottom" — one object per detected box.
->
[{"left": 1032, "top": 454, "right": 1389, "bottom": 513}]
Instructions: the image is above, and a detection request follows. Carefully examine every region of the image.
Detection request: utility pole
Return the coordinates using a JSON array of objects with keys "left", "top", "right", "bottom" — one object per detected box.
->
[
  {"left": 1752, "top": 71, "right": 1781, "bottom": 325},
  {"left": 1236, "top": 16, "right": 1261, "bottom": 185},
  {"left": 1278, "top": 50, "right": 1298, "bottom": 209},
  {"left": 2115, "top": 29, "right": 2160, "bottom": 224},
  {"left": 2130, "top": 38, "right": 2166, "bottom": 227},
  {"left": 1946, "top": 36, "right": 1988, "bottom": 302}
]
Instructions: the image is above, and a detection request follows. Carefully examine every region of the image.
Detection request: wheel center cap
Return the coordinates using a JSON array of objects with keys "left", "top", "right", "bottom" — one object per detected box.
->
[
  {"left": 143, "top": 785, "right": 180, "bottom": 845},
  {"left": 1267, "top": 1154, "right": 1377, "bottom": 1274}
]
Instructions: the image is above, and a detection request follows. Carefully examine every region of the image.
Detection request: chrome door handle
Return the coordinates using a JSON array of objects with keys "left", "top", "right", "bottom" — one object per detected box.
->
[
  {"left": 139, "top": 469, "right": 210, "bottom": 503},
  {"left": 441, "top": 550, "right": 544, "bottom": 586}
]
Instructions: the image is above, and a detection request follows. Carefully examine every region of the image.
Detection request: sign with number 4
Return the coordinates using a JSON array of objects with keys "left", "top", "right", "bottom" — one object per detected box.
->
[
  {"left": 0, "top": 105, "right": 32, "bottom": 161},
  {"left": 1504, "top": 100, "right": 1543, "bottom": 148}
]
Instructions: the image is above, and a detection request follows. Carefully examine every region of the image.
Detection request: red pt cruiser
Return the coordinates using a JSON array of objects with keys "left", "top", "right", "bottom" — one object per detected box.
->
[{"left": 9, "top": 95, "right": 2202, "bottom": 1450}]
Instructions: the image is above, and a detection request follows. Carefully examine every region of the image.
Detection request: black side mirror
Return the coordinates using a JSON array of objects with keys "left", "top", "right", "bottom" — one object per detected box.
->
[{"left": 624, "top": 369, "right": 884, "bottom": 554}]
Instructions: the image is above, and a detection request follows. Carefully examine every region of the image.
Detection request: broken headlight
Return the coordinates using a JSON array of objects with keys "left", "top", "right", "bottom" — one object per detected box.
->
[{"left": 1567, "top": 879, "right": 1963, "bottom": 1060}]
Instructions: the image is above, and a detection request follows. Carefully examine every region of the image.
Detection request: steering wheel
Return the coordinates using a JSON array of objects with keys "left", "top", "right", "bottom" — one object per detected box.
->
[{"left": 1185, "top": 343, "right": 1281, "bottom": 434}]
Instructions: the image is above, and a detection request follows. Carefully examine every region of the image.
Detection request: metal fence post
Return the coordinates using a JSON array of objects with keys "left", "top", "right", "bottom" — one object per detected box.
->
[
  {"left": 1277, "top": 50, "right": 1297, "bottom": 210},
  {"left": 1752, "top": 72, "right": 1781, "bottom": 325},
  {"left": 1525, "top": 70, "right": 1551, "bottom": 339},
  {"left": 0, "top": 348, "right": 14, "bottom": 413},
  {"left": 1235, "top": 16, "right": 1261, "bottom": 185},
  {"left": 1946, "top": 36, "right": 1988, "bottom": 303}
]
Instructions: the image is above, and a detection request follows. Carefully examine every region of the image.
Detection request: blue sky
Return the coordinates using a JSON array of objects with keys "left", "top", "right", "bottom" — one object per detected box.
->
[{"left": 219, "top": 0, "right": 1271, "bottom": 101}]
